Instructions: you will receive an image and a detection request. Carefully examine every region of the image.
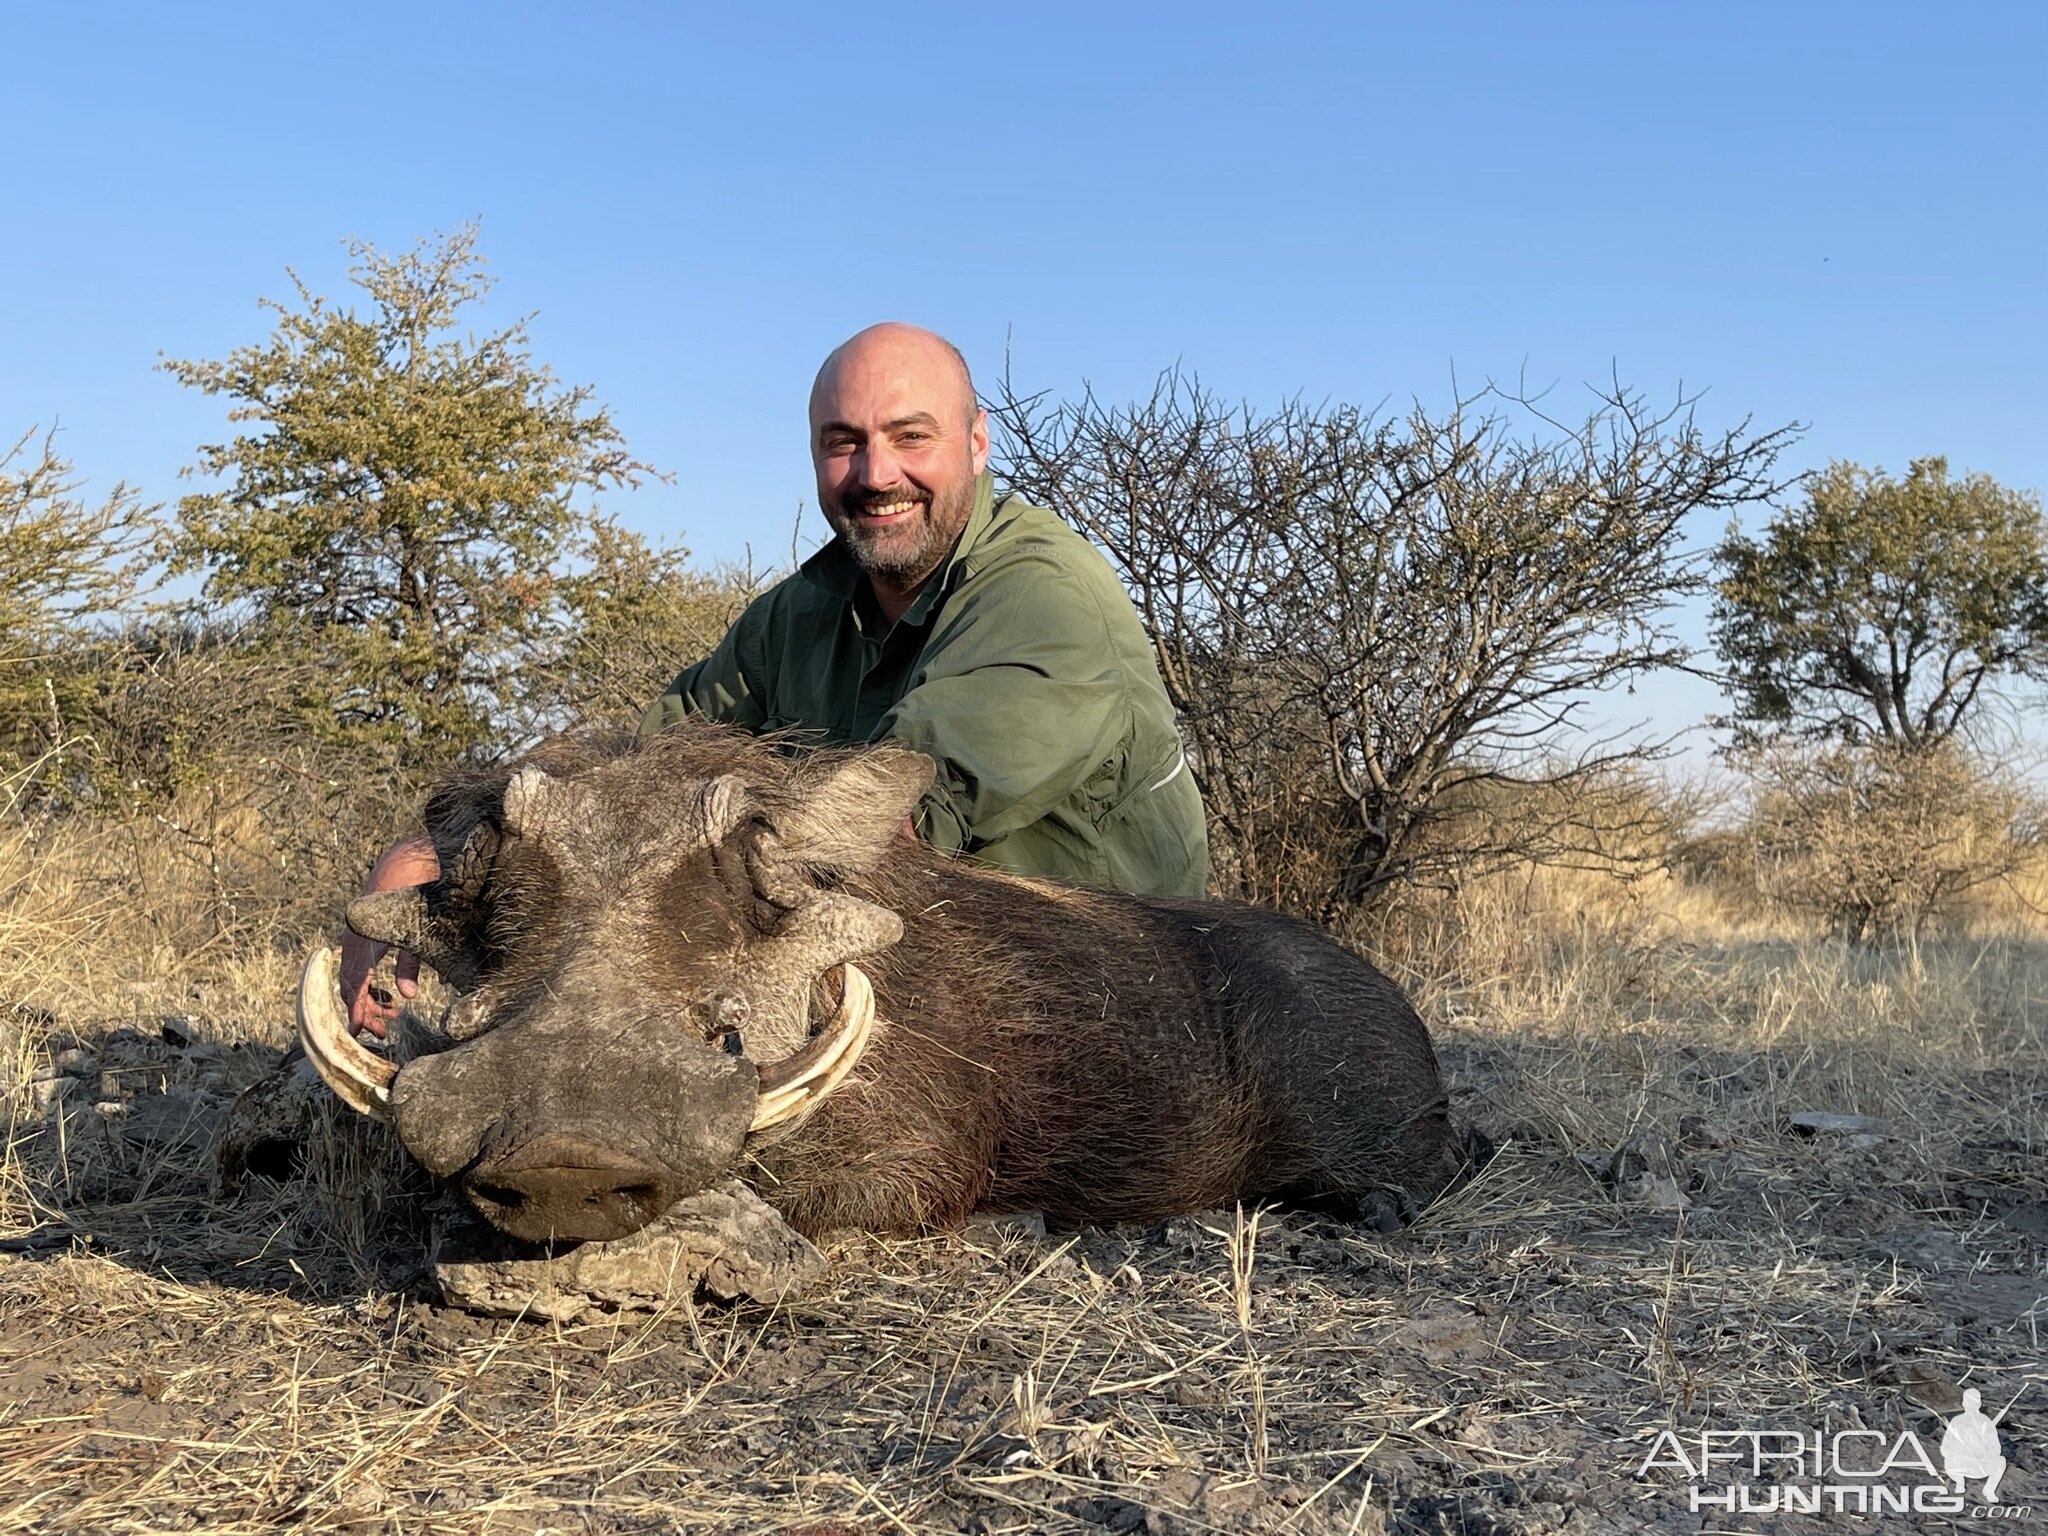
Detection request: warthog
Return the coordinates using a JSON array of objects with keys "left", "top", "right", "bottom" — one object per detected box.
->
[{"left": 299, "top": 725, "right": 1468, "bottom": 1244}]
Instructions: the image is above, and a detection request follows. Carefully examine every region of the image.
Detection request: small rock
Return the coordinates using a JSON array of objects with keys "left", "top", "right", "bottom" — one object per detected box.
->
[
  {"left": 1577, "top": 1130, "right": 1685, "bottom": 1205},
  {"left": 1618, "top": 1172, "right": 1689, "bottom": 1210},
  {"left": 1789, "top": 1111, "right": 1889, "bottom": 1137},
  {"left": 1168, "top": 1377, "right": 1223, "bottom": 1408},
  {"left": 1382, "top": 1304, "right": 1495, "bottom": 1363},
  {"left": 29, "top": 1077, "right": 75, "bottom": 1113},
  {"left": 1147, "top": 1215, "right": 1220, "bottom": 1255}
]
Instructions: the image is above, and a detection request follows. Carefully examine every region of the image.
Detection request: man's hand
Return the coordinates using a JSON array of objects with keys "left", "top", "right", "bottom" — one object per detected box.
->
[{"left": 339, "top": 836, "right": 439, "bottom": 1037}]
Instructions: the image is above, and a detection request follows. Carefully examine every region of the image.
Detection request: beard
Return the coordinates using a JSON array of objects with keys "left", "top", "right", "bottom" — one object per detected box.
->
[{"left": 826, "top": 476, "right": 977, "bottom": 588}]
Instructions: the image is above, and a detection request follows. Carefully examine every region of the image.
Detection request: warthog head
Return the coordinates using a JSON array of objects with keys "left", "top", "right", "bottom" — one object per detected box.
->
[{"left": 297, "top": 729, "right": 934, "bottom": 1243}]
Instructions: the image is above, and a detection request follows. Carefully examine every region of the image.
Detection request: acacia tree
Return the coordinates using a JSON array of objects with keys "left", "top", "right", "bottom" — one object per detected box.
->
[
  {"left": 994, "top": 370, "right": 1795, "bottom": 919},
  {"left": 1711, "top": 457, "right": 2048, "bottom": 747},
  {"left": 162, "top": 225, "right": 654, "bottom": 759}
]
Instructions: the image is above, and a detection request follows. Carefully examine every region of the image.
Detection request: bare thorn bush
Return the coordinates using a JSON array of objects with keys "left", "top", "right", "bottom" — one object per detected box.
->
[{"left": 993, "top": 367, "right": 1796, "bottom": 923}]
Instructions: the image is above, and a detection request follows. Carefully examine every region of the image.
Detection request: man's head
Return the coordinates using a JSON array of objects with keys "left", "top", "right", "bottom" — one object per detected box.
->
[
  {"left": 1964, "top": 1390, "right": 1982, "bottom": 1412},
  {"left": 809, "top": 323, "right": 989, "bottom": 597}
]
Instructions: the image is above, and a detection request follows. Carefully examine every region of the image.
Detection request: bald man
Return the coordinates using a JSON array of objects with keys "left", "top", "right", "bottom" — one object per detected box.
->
[
  {"left": 343, "top": 323, "right": 1207, "bottom": 1033},
  {"left": 642, "top": 321, "right": 1206, "bottom": 873}
]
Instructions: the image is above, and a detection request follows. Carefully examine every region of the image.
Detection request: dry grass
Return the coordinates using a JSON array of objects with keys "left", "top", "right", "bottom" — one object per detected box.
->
[{"left": 2, "top": 819, "right": 2044, "bottom": 1533}]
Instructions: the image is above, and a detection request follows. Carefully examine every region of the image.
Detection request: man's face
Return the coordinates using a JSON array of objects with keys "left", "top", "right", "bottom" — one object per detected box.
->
[{"left": 811, "top": 336, "right": 989, "bottom": 592}]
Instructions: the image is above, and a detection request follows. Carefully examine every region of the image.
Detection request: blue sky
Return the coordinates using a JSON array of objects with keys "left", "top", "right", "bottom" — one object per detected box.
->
[{"left": 3, "top": 2, "right": 2042, "bottom": 753}]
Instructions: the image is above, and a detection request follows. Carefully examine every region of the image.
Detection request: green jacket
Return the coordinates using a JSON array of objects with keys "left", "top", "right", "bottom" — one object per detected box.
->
[{"left": 638, "top": 473, "right": 1208, "bottom": 897}]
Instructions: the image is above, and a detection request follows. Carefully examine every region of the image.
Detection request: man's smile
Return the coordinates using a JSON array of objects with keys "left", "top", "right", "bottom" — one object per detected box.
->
[{"left": 849, "top": 496, "right": 927, "bottom": 525}]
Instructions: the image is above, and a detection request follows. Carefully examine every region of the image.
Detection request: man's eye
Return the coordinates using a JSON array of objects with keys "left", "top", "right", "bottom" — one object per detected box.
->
[{"left": 898, "top": 431, "right": 929, "bottom": 444}]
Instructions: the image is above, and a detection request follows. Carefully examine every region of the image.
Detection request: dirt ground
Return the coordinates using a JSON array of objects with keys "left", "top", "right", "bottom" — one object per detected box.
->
[{"left": 3, "top": 938, "right": 2045, "bottom": 1534}]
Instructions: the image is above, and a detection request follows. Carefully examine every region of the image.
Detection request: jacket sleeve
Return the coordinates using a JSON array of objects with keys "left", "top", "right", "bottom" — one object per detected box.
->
[
  {"left": 881, "top": 549, "right": 1130, "bottom": 851},
  {"left": 636, "top": 592, "right": 775, "bottom": 741}
]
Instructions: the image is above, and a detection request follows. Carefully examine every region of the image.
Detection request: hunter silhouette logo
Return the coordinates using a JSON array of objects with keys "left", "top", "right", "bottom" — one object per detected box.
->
[{"left": 1943, "top": 1389, "right": 2010, "bottom": 1503}]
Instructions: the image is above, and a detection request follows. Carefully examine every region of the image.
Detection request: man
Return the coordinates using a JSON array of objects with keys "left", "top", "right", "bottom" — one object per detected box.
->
[{"left": 343, "top": 323, "right": 1206, "bottom": 1032}]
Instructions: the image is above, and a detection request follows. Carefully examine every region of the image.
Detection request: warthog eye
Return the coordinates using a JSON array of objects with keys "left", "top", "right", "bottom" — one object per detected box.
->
[{"left": 700, "top": 990, "right": 750, "bottom": 1055}]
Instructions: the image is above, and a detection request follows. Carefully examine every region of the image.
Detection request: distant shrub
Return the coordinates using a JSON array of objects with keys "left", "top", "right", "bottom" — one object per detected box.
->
[
  {"left": 1741, "top": 739, "right": 2040, "bottom": 943},
  {"left": 0, "top": 427, "right": 154, "bottom": 799}
]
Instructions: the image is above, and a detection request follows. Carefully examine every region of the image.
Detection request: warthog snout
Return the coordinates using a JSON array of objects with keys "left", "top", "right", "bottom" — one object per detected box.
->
[
  {"left": 384, "top": 1010, "right": 761, "bottom": 1244},
  {"left": 462, "top": 1133, "right": 687, "bottom": 1244},
  {"left": 298, "top": 939, "right": 890, "bottom": 1244}
]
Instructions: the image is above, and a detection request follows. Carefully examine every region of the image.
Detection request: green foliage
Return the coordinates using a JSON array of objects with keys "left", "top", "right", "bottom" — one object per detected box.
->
[
  {"left": 11, "top": 614, "right": 435, "bottom": 941},
  {"left": 160, "top": 224, "right": 654, "bottom": 762},
  {"left": 0, "top": 428, "right": 154, "bottom": 785},
  {"left": 1712, "top": 457, "right": 2048, "bottom": 746},
  {"left": 520, "top": 517, "right": 763, "bottom": 738}
]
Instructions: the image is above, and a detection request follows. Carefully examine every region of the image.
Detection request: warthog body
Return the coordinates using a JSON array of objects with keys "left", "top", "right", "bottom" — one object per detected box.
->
[{"left": 308, "top": 725, "right": 1466, "bottom": 1244}]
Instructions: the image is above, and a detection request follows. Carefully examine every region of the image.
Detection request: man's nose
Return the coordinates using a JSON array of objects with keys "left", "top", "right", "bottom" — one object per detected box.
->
[{"left": 859, "top": 440, "right": 902, "bottom": 488}]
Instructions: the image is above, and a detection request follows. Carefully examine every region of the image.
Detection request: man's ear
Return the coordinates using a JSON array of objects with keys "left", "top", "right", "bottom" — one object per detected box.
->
[
  {"left": 777, "top": 748, "right": 937, "bottom": 873},
  {"left": 969, "top": 406, "right": 990, "bottom": 475}
]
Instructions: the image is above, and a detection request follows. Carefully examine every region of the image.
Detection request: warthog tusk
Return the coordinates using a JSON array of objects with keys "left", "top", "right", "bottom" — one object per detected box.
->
[
  {"left": 750, "top": 963, "right": 878, "bottom": 1132},
  {"left": 296, "top": 946, "right": 396, "bottom": 1120}
]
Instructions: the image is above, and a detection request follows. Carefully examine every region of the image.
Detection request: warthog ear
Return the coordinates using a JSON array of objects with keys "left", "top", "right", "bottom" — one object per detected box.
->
[{"left": 775, "top": 748, "right": 936, "bottom": 874}]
